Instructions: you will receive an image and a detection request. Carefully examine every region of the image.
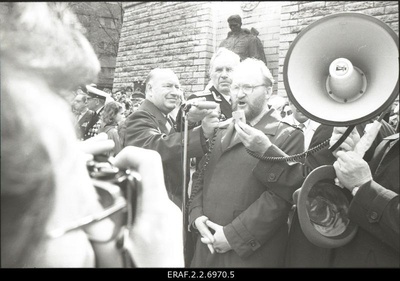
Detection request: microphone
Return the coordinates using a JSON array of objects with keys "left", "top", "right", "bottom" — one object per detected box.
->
[{"left": 183, "top": 101, "right": 218, "bottom": 112}]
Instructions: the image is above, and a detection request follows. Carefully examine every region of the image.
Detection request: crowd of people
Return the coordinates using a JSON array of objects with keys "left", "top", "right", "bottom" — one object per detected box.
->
[{"left": 1, "top": 2, "right": 398, "bottom": 269}]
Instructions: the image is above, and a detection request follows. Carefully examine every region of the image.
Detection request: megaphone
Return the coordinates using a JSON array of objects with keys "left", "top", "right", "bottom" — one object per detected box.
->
[
  {"left": 284, "top": 12, "right": 399, "bottom": 126},
  {"left": 283, "top": 13, "right": 399, "bottom": 248}
]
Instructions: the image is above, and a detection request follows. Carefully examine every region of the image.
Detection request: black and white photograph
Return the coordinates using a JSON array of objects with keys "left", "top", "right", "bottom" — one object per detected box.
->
[{"left": 1, "top": 1, "right": 398, "bottom": 276}]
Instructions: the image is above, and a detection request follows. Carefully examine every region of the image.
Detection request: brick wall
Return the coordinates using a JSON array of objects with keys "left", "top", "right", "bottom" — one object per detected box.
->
[
  {"left": 114, "top": 1, "right": 214, "bottom": 96},
  {"left": 278, "top": 1, "right": 399, "bottom": 96}
]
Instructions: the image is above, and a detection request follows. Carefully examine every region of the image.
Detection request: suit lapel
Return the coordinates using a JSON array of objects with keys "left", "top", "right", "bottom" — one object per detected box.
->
[
  {"left": 221, "top": 122, "right": 236, "bottom": 151},
  {"left": 140, "top": 100, "right": 171, "bottom": 134},
  {"left": 209, "top": 86, "right": 232, "bottom": 119}
]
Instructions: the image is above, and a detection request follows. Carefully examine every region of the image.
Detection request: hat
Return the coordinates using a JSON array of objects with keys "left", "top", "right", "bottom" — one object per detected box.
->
[
  {"left": 296, "top": 165, "right": 358, "bottom": 248},
  {"left": 86, "top": 85, "right": 108, "bottom": 101},
  {"left": 227, "top": 15, "right": 242, "bottom": 25},
  {"left": 131, "top": 92, "right": 145, "bottom": 99}
]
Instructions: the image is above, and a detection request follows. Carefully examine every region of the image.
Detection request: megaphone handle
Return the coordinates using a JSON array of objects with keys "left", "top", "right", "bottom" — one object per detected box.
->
[
  {"left": 329, "top": 125, "right": 363, "bottom": 189},
  {"left": 329, "top": 125, "right": 356, "bottom": 152}
]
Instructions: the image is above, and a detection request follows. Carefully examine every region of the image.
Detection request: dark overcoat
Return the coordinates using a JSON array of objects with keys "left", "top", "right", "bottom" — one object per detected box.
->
[
  {"left": 285, "top": 133, "right": 399, "bottom": 268},
  {"left": 189, "top": 109, "right": 304, "bottom": 267},
  {"left": 75, "top": 109, "right": 94, "bottom": 140}
]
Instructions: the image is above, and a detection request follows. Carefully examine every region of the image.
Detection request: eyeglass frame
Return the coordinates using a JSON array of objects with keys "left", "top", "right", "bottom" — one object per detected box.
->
[{"left": 230, "top": 84, "right": 269, "bottom": 95}]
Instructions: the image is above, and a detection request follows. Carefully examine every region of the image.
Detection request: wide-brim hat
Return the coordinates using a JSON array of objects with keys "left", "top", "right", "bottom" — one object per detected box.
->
[{"left": 296, "top": 165, "right": 358, "bottom": 248}]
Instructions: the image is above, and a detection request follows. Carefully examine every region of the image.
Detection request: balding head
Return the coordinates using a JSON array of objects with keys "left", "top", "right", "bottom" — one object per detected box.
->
[{"left": 144, "top": 68, "right": 182, "bottom": 114}]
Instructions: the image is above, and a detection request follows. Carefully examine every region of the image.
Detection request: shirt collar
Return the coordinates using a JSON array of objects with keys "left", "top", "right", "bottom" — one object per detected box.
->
[{"left": 209, "top": 85, "right": 231, "bottom": 104}]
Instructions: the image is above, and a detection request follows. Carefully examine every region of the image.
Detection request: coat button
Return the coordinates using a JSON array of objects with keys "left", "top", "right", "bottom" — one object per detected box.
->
[
  {"left": 370, "top": 211, "right": 378, "bottom": 220},
  {"left": 250, "top": 240, "right": 256, "bottom": 247},
  {"left": 268, "top": 173, "right": 276, "bottom": 181}
]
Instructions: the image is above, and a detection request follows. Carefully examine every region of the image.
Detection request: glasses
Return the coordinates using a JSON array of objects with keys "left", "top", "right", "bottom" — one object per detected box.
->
[
  {"left": 281, "top": 110, "right": 292, "bottom": 118},
  {"left": 230, "top": 84, "right": 267, "bottom": 95}
]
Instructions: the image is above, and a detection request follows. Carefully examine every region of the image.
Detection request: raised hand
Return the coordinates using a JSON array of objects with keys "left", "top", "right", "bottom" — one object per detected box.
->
[{"left": 234, "top": 121, "right": 272, "bottom": 154}]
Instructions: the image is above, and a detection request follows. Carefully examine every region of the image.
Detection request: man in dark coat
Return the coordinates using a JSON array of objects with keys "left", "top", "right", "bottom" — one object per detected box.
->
[
  {"left": 188, "top": 58, "right": 304, "bottom": 267},
  {"left": 72, "top": 93, "right": 94, "bottom": 140},
  {"left": 285, "top": 123, "right": 399, "bottom": 268},
  {"left": 85, "top": 86, "right": 108, "bottom": 140},
  {"left": 331, "top": 132, "right": 399, "bottom": 267},
  {"left": 123, "top": 68, "right": 218, "bottom": 208},
  {"left": 219, "top": 15, "right": 267, "bottom": 65}
]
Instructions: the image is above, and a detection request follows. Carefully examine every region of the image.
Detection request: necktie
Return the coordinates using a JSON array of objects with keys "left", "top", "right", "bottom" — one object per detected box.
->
[
  {"left": 297, "top": 123, "right": 305, "bottom": 131},
  {"left": 166, "top": 115, "right": 174, "bottom": 133}
]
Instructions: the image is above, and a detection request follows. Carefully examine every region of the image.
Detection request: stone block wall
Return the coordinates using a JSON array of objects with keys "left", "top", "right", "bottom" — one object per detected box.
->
[{"left": 114, "top": 1, "right": 214, "bottom": 95}]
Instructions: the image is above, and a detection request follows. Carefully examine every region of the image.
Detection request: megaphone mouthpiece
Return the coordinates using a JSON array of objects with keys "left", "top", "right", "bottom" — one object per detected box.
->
[{"left": 326, "top": 58, "right": 367, "bottom": 103}]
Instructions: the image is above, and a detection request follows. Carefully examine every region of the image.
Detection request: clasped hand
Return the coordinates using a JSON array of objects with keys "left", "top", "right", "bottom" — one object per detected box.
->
[{"left": 194, "top": 216, "right": 231, "bottom": 254}]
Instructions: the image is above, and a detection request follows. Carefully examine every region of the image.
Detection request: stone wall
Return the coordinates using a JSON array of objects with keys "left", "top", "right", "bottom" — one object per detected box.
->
[
  {"left": 114, "top": 1, "right": 214, "bottom": 95},
  {"left": 114, "top": 1, "right": 398, "bottom": 98}
]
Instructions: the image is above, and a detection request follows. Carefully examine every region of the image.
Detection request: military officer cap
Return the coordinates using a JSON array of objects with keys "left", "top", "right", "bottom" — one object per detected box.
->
[
  {"left": 86, "top": 85, "right": 107, "bottom": 101},
  {"left": 131, "top": 91, "right": 145, "bottom": 99}
]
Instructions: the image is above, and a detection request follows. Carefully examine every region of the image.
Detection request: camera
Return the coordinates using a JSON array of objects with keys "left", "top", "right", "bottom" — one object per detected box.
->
[
  {"left": 47, "top": 154, "right": 141, "bottom": 240},
  {"left": 86, "top": 154, "right": 142, "bottom": 230}
]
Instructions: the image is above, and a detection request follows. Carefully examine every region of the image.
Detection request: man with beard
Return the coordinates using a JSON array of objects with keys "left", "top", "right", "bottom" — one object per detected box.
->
[{"left": 188, "top": 58, "right": 304, "bottom": 267}]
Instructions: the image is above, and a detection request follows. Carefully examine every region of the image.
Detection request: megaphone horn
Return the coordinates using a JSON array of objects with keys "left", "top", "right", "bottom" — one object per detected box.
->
[{"left": 284, "top": 12, "right": 399, "bottom": 126}]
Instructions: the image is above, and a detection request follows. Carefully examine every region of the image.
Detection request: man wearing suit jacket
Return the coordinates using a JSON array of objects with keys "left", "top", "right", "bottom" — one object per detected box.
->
[
  {"left": 72, "top": 93, "right": 94, "bottom": 140},
  {"left": 85, "top": 86, "right": 108, "bottom": 140},
  {"left": 281, "top": 100, "right": 321, "bottom": 151},
  {"left": 123, "top": 68, "right": 218, "bottom": 208}
]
